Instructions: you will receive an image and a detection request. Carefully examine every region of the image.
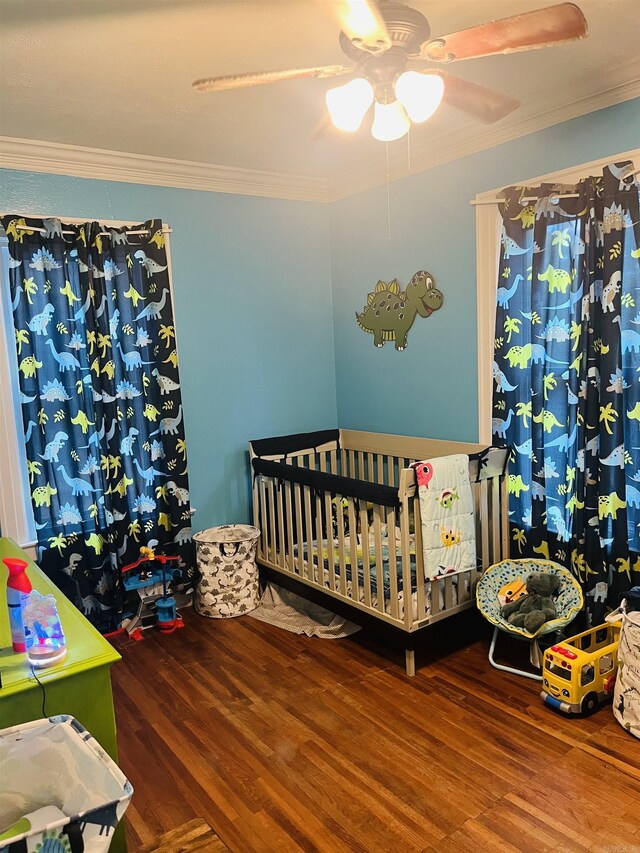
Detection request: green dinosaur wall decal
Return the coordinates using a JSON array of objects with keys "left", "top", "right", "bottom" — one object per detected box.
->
[{"left": 355, "top": 270, "right": 443, "bottom": 351}]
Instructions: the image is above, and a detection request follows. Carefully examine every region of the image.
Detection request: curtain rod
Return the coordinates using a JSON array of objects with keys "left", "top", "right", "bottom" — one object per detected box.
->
[
  {"left": 3, "top": 225, "right": 172, "bottom": 237},
  {"left": 471, "top": 166, "right": 640, "bottom": 206},
  {"left": 471, "top": 193, "right": 579, "bottom": 207},
  {"left": 0, "top": 213, "right": 172, "bottom": 238}
]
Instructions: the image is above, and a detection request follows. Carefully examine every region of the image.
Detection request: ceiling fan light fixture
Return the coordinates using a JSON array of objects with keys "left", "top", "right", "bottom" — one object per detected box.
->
[
  {"left": 326, "top": 77, "right": 374, "bottom": 132},
  {"left": 371, "top": 99, "right": 410, "bottom": 142},
  {"left": 394, "top": 71, "right": 444, "bottom": 123}
]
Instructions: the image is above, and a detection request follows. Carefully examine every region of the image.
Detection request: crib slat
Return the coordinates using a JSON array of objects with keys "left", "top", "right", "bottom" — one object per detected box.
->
[
  {"left": 500, "top": 472, "right": 509, "bottom": 561},
  {"left": 314, "top": 453, "right": 328, "bottom": 586},
  {"left": 335, "top": 494, "right": 348, "bottom": 598},
  {"left": 458, "top": 569, "right": 471, "bottom": 604},
  {"left": 324, "top": 491, "right": 336, "bottom": 593},
  {"left": 359, "top": 502, "right": 372, "bottom": 609},
  {"left": 372, "top": 505, "right": 385, "bottom": 614},
  {"left": 357, "top": 450, "right": 365, "bottom": 481},
  {"left": 399, "top": 497, "right": 413, "bottom": 629},
  {"left": 284, "top": 478, "right": 295, "bottom": 573},
  {"left": 294, "top": 483, "right": 305, "bottom": 577},
  {"left": 275, "top": 478, "right": 285, "bottom": 568},
  {"left": 386, "top": 455, "right": 394, "bottom": 486},
  {"left": 348, "top": 498, "right": 360, "bottom": 605},
  {"left": 472, "top": 481, "right": 481, "bottom": 561},
  {"left": 444, "top": 575, "right": 455, "bottom": 610},
  {"left": 351, "top": 449, "right": 358, "bottom": 478},
  {"left": 267, "top": 478, "right": 277, "bottom": 564},
  {"left": 259, "top": 479, "right": 269, "bottom": 563},
  {"left": 363, "top": 452, "right": 371, "bottom": 483},
  {"left": 314, "top": 487, "right": 324, "bottom": 586},
  {"left": 491, "top": 475, "right": 500, "bottom": 566},
  {"left": 251, "top": 458, "right": 260, "bottom": 545},
  {"left": 304, "top": 485, "right": 315, "bottom": 584},
  {"left": 330, "top": 449, "right": 337, "bottom": 475},
  {"left": 412, "top": 495, "right": 427, "bottom": 621},
  {"left": 385, "top": 507, "right": 399, "bottom": 621},
  {"left": 430, "top": 577, "right": 441, "bottom": 617},
  {"left": 481, "top": 479, "right": 490, "bottom": 571}
]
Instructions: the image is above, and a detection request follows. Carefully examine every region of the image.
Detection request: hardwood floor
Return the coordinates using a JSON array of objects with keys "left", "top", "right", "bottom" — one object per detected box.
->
[
  {"left": 137, "top": 818, "right": 230, "bottom": 852},
  {"left": 110, "top": 609, "right": 640, "bottom": 852}
]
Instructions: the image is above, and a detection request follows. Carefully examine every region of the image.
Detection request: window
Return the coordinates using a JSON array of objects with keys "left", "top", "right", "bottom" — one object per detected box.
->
[
  {"left": 599, "top": 654, "right": 614, "bottom": 675},
  {"left": 0, "top": 216, "right": 175, "bottom": 555},
  {"left": 474, "top": 146, "right": 640, "bottom": 445},
  {"left": 0, "top": 236, "right": 36, "bottom": 552},
  {"left": 548, "top": 662, "right": 572, "bottom": 681},
  {"left": 580, "top": 664, "right": 595, "bottom": 686}
]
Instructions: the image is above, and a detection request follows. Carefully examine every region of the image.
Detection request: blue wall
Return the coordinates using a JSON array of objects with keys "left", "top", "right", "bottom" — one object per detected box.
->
[
  {"left": 330, "top": 98, "right": 640, "bottom": 442},
  {"left": 1, "top": 98, "right": 638, "bottom": 528},
  {"left": 0, "top": 172, "right": 337, "bottom": 528}
]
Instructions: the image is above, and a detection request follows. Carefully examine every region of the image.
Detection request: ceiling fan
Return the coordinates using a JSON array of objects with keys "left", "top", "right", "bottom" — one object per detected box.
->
[{"left": 192, "top": 1, "right": 588, "bottom": 142}]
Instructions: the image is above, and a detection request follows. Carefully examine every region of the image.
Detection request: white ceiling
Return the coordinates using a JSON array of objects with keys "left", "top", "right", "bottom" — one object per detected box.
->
[{"left": 1, "top": 0, "right": 639, "bottom": 187}]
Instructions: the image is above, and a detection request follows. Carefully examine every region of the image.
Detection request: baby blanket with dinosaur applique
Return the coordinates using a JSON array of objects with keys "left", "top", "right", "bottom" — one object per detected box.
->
[{"left": 412, "top": 454, "right": 476, "bottom": 581}]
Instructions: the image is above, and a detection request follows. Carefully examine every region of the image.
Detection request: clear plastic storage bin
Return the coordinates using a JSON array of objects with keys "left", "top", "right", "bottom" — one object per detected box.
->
[{"left": 0, "top": 715, "right": 132, "bottom": 852}]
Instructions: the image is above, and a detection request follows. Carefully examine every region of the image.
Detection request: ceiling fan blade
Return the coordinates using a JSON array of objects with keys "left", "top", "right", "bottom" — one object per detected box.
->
[
  {"left": 423, "top": 3, "right": 588, "bottom": 62},
  {"left": 192, "top": 65, "right": 354, "bottom": 93},
  {"left": 437, "top": 72, "right": 520, "bottom": 123},
  {"left": 331, "top": 0, "right": 392, "bottom": 52}
]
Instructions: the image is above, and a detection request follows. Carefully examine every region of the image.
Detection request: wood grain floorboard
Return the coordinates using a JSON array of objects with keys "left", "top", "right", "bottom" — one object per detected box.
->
[
  {"left": 137, "top": 818, "right": 230, "bottom": 852},
  {"left": 110, "top": 610, "right": 639, "bottom": 852}
]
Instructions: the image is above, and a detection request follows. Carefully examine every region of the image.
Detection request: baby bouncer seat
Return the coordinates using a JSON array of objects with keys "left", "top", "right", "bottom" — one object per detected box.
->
[{"left": 476, "top": 558, "right": 584, "bottom": 680}]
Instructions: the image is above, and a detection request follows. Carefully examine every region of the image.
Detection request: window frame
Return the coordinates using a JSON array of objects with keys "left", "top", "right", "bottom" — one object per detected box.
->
[
  {"left": 0, "top": 216, "right": 175, "bottom": 556},
  {"left": 474, "top": 147, "right": 640, "bottom": 445},
  {"left": 0, "top": 235, "right": 36, "bottom": 555}
]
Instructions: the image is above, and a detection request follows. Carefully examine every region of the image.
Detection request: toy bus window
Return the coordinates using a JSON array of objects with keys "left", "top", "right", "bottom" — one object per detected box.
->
[
  {"left": 548, "top": 662, "right": 571, "bottom": 681},
  {"left": 580, "top": 663, "right": 595, "bottom": 686},
  {"left": 580, "top": 634, "right": 592, "bottom": 651},
  {"left": 599, "top": 654, "right": 614, "bottom": 675},
  {"left": 595, "top": 627, "right": 608, "bottom": 644}
]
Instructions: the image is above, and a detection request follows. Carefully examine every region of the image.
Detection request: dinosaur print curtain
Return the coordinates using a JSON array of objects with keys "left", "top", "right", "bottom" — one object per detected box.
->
[
  {"left": 2, "top": 215, "right": 194, "bottom": 630},
  {"left": 491, "top": 163, "right": 640, "bottom": 625}
]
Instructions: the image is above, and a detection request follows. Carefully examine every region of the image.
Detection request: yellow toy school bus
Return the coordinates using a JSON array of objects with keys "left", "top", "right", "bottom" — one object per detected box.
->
[{"left": 541, "top": 622, "right": 620, "bottom": 715}]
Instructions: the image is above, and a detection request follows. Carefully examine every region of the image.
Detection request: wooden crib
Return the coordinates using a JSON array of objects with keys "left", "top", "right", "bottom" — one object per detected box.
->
[{"left": 249, "top": 429, "right": 509, "bottom": 675}]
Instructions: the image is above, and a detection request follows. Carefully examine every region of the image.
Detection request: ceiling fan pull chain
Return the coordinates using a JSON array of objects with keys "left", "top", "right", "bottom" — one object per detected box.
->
[{"left": 386, "top": 140, "right": 392, "bottom": 242}]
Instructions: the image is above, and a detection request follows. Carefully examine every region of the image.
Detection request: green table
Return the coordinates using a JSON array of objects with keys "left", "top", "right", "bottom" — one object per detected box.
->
[{"left": 0, "top": 537, "right": 126, "bottom": 852}]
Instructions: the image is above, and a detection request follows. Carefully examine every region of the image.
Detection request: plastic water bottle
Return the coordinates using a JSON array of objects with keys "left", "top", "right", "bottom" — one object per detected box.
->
[{"left": 3, "top": 557, "right": 32, "bottom": 652}]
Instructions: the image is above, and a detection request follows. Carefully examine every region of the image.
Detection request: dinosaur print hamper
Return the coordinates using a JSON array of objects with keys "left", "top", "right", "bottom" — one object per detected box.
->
[
  {"left": 610, "top": 599, "right": 640, "bottom": 739},
  {"left": 194, "top": 525, "right": 261, "bottom": 618}
]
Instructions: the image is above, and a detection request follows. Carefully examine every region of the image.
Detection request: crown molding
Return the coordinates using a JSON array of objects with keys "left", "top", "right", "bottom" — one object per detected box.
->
[
  {"left": 0, "top": 136, "right": 330, "bottom": 203},
  {"left": 327, "top": 63, "right": 640, "bottom": 201},
  {"left": 1, "top": 66, "right": 638, "bottom": 205}
]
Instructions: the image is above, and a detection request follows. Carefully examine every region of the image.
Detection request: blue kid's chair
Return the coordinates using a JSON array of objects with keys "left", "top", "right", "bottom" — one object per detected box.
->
[{"left": 476, "top": 558, "right": 584, "bottom": 680}]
